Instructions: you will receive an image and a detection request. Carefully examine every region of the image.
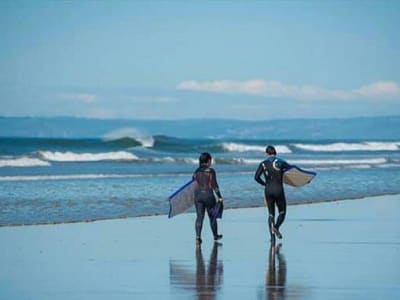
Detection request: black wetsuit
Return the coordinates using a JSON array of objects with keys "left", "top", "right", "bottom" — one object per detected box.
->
[
  {"left": 254, "top": 156, "right": 290, "bottom": 236},
  {"left": 193, "top": 165, "right": 222, "bottom": 239}
]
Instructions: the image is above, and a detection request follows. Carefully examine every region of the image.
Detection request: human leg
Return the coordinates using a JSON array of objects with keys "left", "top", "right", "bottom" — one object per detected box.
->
[
  {"left": 272, "top": 198, "right": 286, "bottom": 239},
  {"left": 206, "top": 203, "right": 221, "bottom": 240},
  {"left": 265, "top": 194, "right": 276, "bottom": 242},
  {"left": 275, "top": 199, "right": 286, "bottom": 230},
  {"left": 195, "top": 200, "right": 206, "bottom": 243}
]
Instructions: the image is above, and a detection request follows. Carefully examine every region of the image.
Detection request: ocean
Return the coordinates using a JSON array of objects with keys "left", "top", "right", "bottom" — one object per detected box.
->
[{"left": 1, "top": 117, "right": 400, "bottom": 226}]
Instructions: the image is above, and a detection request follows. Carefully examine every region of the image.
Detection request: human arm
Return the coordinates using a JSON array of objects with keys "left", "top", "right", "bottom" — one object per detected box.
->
[{"left": 254, "top": 163, "right": 266, "bottom": 186}]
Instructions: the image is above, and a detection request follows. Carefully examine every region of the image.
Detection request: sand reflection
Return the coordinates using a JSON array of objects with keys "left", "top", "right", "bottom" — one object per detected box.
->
[
  {"left": 261, "top": 243, "right": 287, "bottom": 300},
  {"left": 170, "top": 243, "right": 223, "bottom": 299}
]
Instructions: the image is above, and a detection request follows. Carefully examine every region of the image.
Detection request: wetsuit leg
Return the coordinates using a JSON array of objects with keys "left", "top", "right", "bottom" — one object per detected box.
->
[
  {"left": 206, "top": 205, "right": 218, "bottom": 238},
  {"left": 195, "top": 200, "right": 206, "bottom": 238},
  {"left": 265, "top": 192, "right": 276, "bottom": 238},
  {"left": 275, "top": 198, "right": 286, "bottom": 230}
]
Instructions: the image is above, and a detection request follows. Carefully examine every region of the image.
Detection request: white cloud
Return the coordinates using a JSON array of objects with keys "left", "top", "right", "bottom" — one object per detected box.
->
[
  {"left": 59, "top": 93, "right": 97, "bottom": 103},
  {"left": 177, "top": 80, "right": 400, "bottom": 100},
  {"left": 353, "top": 81, "right": 400, "bottom": 98},
  {"left": 128, "top": 96, "right": 179, "bottom": 103}
]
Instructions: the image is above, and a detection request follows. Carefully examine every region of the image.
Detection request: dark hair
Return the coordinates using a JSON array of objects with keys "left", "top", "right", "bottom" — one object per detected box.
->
[
  {"left": 199, "top": 152, "right": 212, "bottom": 165},
  {"left": 265, "top": 145, "right": 277, "bottom": 155}
]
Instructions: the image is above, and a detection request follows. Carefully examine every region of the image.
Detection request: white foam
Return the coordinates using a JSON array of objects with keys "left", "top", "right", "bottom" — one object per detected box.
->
[
  {"left": 0, "top": 173, "right": 191, "bottom": 182},
  {"left": 344, "top": 164, "right": 372, "bottom": 169},
  {"left": 0, "top": 174, "right": 144, "bottom": 182},
  {"left": 182, "top": 158, "right": 198, "bottom": 164},
  {"left": 222, "top": 143, "right": 291, "bottom": 153},
  {"left": 0, "top": 157, "right": 51, "bottom": 168},
  {"left": 233, "top": 157, "right": 388, "bottom": 166},
  {"left": 149, "top": 157, "right": 198, "bottom": 164},
  {"left": 294, "top": 142, "right": 400, "bottom": 152},
  {"left": 38, "top": 151, "right": 138, "bottom": 162},
  {"left": 232, "top": 158, "right": 261, "bottom": 165},
  {"left": 290, "top": 158, "right": 387, "bottom": 165},
  {"left": 222, "top": 143, "right": 265, "bottom": 152},
  {"left": 275, "top": 145, "right": 292, "bottom": 154},
  {"left": 151, "top": 157, "right": 176, "bottom": 163}
]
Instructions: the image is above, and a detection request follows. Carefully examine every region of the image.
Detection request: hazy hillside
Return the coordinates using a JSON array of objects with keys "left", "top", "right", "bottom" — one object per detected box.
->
[{"left": 0, "top": 116, "right": 399, "bottom": 140}]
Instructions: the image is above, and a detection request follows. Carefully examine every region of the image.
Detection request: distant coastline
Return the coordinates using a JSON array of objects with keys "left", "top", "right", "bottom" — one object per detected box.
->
[{"left": 1, "top": 115, "right": 399, "bottom": 140}]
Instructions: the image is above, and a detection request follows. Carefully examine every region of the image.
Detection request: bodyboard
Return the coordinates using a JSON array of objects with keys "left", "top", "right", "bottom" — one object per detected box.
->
[
  {"left": 283, "top": 166, "right": 316, "bottom": 187},
  {"left": 168, "top": 179, "right": 196, "bottom": 218},
  {"left": 211, "top": 201, "right": 223, "bottom": 222}
]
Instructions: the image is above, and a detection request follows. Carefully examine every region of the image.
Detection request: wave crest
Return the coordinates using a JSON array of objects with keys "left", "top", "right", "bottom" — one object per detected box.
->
[
  {"left": 103, "top": 128, "right": 154, "bottom": 147},
  {"left": 0, "top": 157, "right": 50, "bottom": 168},
  {"left": 105, "top": 137, "right": 143, "bottom": 148},
  {"left": 38, "top": 151, "right": 138, "bottom": 162},
  {"left": 222, "top": 143, "right": 292, "bottom": 153},
  {"left": 290, "top": 158, "right": 387, "bottom": 165},
  {"left": 294, "top": 142, "right": 400, "bottom": 152}
]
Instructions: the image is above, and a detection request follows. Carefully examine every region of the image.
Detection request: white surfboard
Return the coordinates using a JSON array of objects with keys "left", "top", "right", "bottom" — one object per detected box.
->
[
  {"left": 168, "top": 179, "right": 196, "bottom": 218},
  {"left": 283, "top": 166, "right": 316, "bottom": 187}
]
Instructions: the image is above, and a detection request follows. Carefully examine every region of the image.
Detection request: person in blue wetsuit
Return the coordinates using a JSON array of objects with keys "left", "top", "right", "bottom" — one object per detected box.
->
[
  {"left": 254, "top": 145, "right": 290, "bottom": 243},
  {"left": 193, "top": 152, "right": 223, "bottom": 245}
]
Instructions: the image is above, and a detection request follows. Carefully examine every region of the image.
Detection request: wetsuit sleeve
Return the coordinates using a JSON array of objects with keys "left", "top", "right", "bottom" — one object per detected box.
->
[
  {"left": 210, "top": 169, "right": 223, "bottom": 198},
  {"left": 254, "top": 163, "right": 266, "bottom": 186},
  {"left": 276, "top": 159, "right": 291, "bottom": 171}
]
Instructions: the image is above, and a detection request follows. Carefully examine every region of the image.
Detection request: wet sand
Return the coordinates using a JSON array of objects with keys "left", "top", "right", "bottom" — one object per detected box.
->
[{"left": 1, "top": 195, "right": 399, "bottom": 299}]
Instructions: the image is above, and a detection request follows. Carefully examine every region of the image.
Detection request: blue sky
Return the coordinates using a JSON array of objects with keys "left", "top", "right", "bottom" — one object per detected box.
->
[{"left": 0, "top": 0, "right": 399, "bottom": 120}]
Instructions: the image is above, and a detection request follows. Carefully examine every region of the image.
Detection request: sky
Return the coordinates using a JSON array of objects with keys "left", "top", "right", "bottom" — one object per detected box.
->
[{"left": 0, "top": 0, "right": 399, "bottom": 120}]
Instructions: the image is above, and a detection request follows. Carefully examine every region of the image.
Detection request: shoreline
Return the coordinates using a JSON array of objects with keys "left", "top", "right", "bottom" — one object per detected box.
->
[
  {"left": 1, "top": 192, "right": 399, "bottom": 228},
  {"left": 1, "top": 193, "right": 399, "bottom": 299}
]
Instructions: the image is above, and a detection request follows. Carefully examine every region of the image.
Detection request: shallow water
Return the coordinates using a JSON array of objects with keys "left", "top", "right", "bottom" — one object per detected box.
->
[{"left": 1, "top": 137, "right": 400, "bottom": 225}]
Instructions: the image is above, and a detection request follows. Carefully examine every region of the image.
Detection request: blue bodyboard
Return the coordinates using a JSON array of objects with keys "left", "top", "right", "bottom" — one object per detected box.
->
[
  {"left": 168, "top": 179, "right": 196, "bottom": 218},
  {"left": 168, "top": 179, "right": 223, "bottom": 219}
]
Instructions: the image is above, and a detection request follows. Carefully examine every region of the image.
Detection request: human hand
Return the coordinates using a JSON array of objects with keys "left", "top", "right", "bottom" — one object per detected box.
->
[{"left": 217, "top": 198, "right": 223, "bottom": 203}]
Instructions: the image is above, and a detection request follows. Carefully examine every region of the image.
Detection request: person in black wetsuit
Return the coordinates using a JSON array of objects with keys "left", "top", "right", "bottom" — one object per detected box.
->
[
  {"left": 193, "top": 152, "right": 223, "bottom": 245},
  {"left": 254, "top": 145, "right": 290, "bottom": 243}
]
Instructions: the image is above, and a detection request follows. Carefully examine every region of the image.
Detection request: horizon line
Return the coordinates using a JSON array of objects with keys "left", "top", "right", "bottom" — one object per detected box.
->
[{"left": 1, "top": 114, "right": 400, "bottom": 123}]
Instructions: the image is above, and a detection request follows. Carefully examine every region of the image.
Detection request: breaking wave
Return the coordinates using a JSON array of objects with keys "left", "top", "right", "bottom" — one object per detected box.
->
[
  {"left": 208, "top": 157, "right": 396, "bottom": 170},
  {"left": 222, "top": 143, "right": 292, "bottom": 153},
  {"left": 37, "top": 151, "right": 138, "bottom": 162},
  {"left": 103, "top": 128, "right": 154, "bottom": 148},
  {"left": 0, "top": 157, "right": 51, "bottom": 168},
  {"left": 0, "top": 174, "right": 144, "bottom": 182},
  {"left": 294, "top": 142, "right": 400, "bottom": 152},
  {"left": 289, "top": 158, "right": 387, "bottom": 166}
]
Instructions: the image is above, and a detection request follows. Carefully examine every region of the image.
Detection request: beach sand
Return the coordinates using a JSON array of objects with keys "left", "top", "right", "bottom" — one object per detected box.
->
[{"left": 1, "top": 195, "right": 399, "bottom": 300}]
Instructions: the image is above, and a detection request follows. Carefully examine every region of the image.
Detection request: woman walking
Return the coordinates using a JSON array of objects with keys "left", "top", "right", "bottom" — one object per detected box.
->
[{"left": 193, "top": 152, "right": 223, "bottom": 245}]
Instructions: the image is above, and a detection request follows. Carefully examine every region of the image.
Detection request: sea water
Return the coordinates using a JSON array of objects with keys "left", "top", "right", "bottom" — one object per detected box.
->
[{"left": 1, "top": 121, "right": 400, "bottom": 226}]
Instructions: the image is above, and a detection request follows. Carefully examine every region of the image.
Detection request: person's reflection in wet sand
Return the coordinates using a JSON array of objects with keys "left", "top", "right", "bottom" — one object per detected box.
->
[
  {"left": 170, "top": 243, "right": 223, "bottom": 300},
  {"left": 265, "top": 243, "right": 287, "bottom": 300},
  {"left": 195, "top": 243, "right": 223, "bottom": 299}
]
